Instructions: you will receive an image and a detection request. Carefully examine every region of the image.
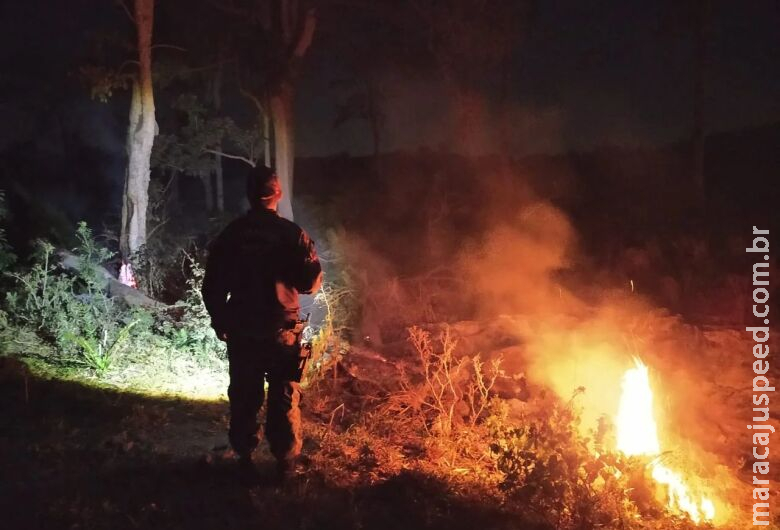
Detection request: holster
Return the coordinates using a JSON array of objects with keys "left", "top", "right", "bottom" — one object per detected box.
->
[{"left": 275, "top": 318, "right": 311, "bottom": 382}]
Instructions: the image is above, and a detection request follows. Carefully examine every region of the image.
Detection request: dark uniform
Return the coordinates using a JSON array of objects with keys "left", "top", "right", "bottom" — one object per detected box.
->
[{"left": 202, "top": 207, "right": 322, "bottom": 464}]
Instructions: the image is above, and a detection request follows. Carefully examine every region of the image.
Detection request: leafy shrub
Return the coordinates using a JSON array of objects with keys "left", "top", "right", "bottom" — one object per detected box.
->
[
  {"left": 68, "top": 320, "right": 137, "bottom": 373},
  {"left": 0, "top": 308, "right": 11, "bottom": 355},
  {"left": 157, "top": 256, "right": 226, "bottom": 364},
  {"left": 4, "top": 223, "right": 131, "bottom": 371},
  {"left": 0, "top": 190, "right": 16, "bottom": 272},
  {"left": 488, "top": 395, "right": 640, "bottom": 529},
  {"left": 0, "top": 214, "right": 232, "bottom": 396},
  {"left": 5, "top": 240, "right": 73, "bottom": 339}
]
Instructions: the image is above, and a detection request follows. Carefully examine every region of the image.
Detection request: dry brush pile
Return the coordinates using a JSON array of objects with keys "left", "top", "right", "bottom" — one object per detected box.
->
[{"left": 302, "top": 325, "right": 709, "bottom": 530}]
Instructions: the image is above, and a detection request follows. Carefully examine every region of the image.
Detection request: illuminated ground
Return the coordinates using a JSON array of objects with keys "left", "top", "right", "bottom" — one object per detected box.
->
[{"left": 0, "top": 359, "right": 535, "bottom": 530}]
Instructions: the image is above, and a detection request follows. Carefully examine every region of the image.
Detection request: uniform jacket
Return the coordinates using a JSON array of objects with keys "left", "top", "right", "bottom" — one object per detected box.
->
[{"left": 202, "top": 207, "right": 323, "bottom": 338}]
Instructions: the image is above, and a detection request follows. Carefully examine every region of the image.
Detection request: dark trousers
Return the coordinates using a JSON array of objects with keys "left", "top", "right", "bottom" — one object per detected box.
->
[{"left": 226, "top": 336, "right": 302, "bottom": 462}]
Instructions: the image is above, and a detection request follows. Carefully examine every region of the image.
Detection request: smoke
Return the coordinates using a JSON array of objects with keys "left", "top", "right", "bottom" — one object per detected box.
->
[
  {"left": 457, "top": 201, "right": 580, "bottom": 317},
  {"left": 305, "top": 75, "right": 756, "bottom": 518},
  {"left": 444, "top": 167, "right": 637, "bottom": 430},
  {"left": 361, "top": 134, "right": 748, "bottom": 519},
  {"left": 458, "top": 225, "right": 749, "bottom": 521}
]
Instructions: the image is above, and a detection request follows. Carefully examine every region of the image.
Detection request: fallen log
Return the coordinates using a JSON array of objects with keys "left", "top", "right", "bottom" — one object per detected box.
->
[{"left": 57, "top": 250, "right": 166, "bottom": 309}]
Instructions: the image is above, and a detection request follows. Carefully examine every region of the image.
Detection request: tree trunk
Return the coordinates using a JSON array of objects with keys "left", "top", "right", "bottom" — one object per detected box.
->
[
  {"left": 121, "top": 81, "right": 141, "bottom": 256},
  {"left": 201, "top": 172, "right": 214, "bottom": 212},
  {"left": 213, "top": 56, "right": 225, "bottom": 213},
  {"left": 266, "top": 3, "right": 316, "bottom": 221},
  {"left": 270, "top": 83, "right": 295, "bottom": 220},
  {"left": 264, "top": 111, "right": 272, "bottom": 168},
  {"left": 120, "top": 0, "right": 156, "bottom": 257},
  {"left": 214, "top": 157, "right": 224, "bottom": 212},
  {"left": 168, "top": 169, "right": 180, "bottom": 213}
]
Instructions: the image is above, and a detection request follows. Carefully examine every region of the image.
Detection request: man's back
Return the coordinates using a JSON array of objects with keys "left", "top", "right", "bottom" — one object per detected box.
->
[
  {"left": 202, "top": 207, "right": 322, "bottom": 338},
  {"left": 205, "top": 166, "right": 321, "bottom": 478}
]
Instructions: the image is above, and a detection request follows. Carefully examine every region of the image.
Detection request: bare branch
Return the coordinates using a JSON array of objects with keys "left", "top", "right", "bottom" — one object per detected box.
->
[
  {"left": 292, "top": 8, "right": 317, "bottom": 59},
  {"left": 115, "top": 0, "right": 135, "bottom": 24},
  {"left": 117, "top": 59, "right": 140, "bottom": 76},
  {"left": 151, "top": 44, "right": 187, "bottom": 52},
  {"left": 238, "top": 84, "right": 268, "bottom": 118},
  {"left": 203, "top": 148, "right": 257, "bottom": 167},
  {"left": 160, "top": 171, "right": 177, "bottom": 195},
  {"left": 282, "top": 0, "right": 294, "bottom": 43},
  {"left": 147, "top": 218, "right": 169, "bottom": 240}
]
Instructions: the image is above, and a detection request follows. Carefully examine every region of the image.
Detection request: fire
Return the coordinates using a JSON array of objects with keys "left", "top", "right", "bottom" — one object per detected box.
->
[
  {"left": 616, "top": 361, "right": 660, "bottom": 455},
  {"left": 615, "top": 358, "right": 716, "bottom": 524}
]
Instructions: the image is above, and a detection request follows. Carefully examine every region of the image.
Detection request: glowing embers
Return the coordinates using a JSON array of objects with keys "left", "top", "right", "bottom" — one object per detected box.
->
[{"left": 615, "top": 359, "right": 716, "bottom": 524}]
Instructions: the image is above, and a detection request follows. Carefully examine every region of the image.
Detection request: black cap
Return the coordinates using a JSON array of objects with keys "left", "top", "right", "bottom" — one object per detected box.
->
[{"left": 246, "top": 165, "right": 279, "bottom": 205}]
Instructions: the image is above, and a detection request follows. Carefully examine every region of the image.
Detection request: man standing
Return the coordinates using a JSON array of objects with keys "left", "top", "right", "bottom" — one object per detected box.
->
[{"left": 202, "top": 166, "right": 322, "bottom": 481}]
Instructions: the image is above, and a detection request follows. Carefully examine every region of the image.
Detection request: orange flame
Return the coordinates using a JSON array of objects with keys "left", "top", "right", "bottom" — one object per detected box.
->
[{"left": 615, "top": 359, "right": 716, "bottom": 524}]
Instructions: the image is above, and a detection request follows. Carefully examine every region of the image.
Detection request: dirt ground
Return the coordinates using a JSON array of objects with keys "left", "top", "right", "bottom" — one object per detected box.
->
[{"left": 0, "top": 359, "right": 537, "bottom": 530}]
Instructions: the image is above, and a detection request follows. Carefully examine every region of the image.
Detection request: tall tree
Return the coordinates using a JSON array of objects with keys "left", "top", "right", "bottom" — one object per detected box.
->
[
  {"left": 333, "top": 74, "right": 386, "bottom": 160},
  {"left": 219, "top": 0, "right": 317, "bottom": 220},
  {"left": 325, "top": 5, "right": 397, "bottom": 164},
  {"left": 212, "top": 52, "right": 226, "bottom": 212},
  {"left": 152, "top": 94, "right": 264, "bottom": 211},
  {"left": 121, "top": 0, "right": 157, "bottom": 256},
  {"left": 268, "top": 1, "right": 316, "bottom": 219},
  {"left": 150, "top": 0, "right": 239, "bottom": 215}
]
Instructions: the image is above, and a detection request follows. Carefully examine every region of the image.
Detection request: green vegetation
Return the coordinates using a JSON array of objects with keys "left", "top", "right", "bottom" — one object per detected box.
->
[
  {"left": 488, "top": 397, "right": 641, "bottom": 528},
  {"left": 0, "top": 200, "right": 344, "bottom": 399},
  {"left": 0, "top": 213, "right": 228, "bottom": 397}
]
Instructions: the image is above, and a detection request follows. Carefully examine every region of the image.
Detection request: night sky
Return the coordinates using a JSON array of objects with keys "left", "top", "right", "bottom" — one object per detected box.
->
[
  {"left": 299, "top": 0, "right": 780, "bottom": 155},
  {"left": 0, "top": 0, "right": 778, "bottom": 158}
]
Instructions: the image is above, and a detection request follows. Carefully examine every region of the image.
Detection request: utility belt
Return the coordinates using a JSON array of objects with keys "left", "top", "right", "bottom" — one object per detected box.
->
[{"left": 275, "top": 314, "right": 312, "bottom": 382}]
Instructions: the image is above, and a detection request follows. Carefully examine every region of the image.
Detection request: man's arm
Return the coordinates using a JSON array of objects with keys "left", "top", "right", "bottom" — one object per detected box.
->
[
  {"left": 287, "top": 229, "right": 323, "bottom": 295},
  {"left": 201, "top": 234, "right": 231, "bottom": 338}
]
